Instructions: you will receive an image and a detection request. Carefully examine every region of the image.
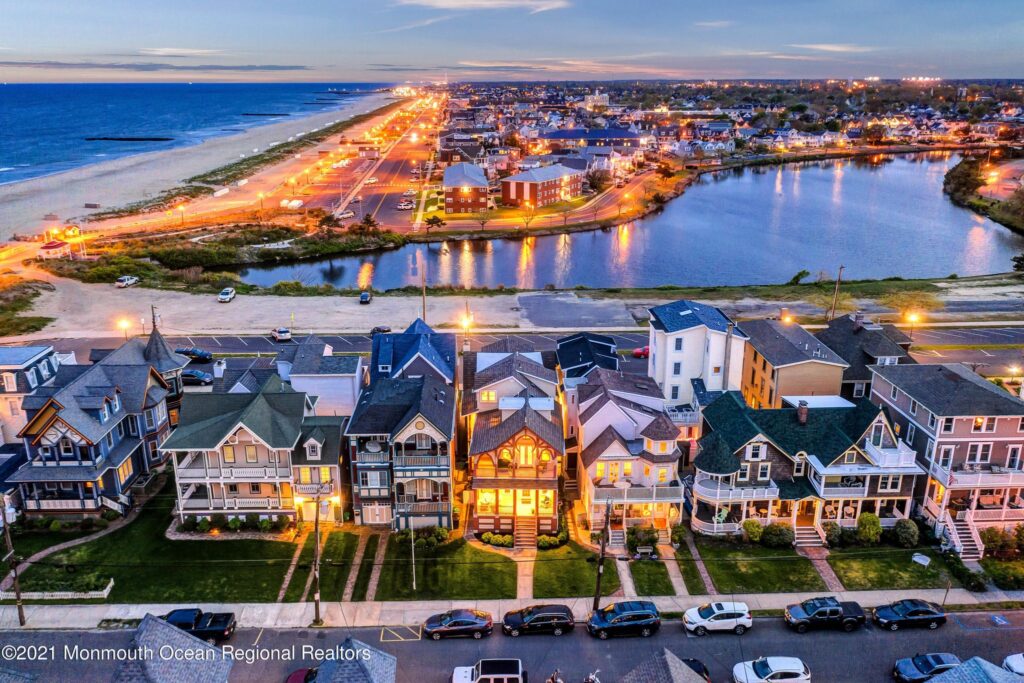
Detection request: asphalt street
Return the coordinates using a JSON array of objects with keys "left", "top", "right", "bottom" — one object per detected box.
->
[{"left": 3, "top": 611, "right": 1024, "bottom": 682}]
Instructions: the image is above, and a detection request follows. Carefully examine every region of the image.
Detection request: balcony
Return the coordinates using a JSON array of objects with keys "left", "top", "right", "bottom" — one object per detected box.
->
[
  {"left": 176, "top": 465, "right": 291, "bottom": 481},
  {"left": 396, "top": 501, "right": 451, "bottom": 514},
  {"left": 692, "top": 476, "right": 779, "bottom": 502},
  {"left": 931, "top": 461, "right": 1024, "bottom": 488},
  {"left": 864, "top": 440, "right": 918, "bottom": 468},
  {"left": 820, "top": 485, "right": 868, "bottom": 497},
  {"left": 25, "top": 498, "right": 101, "bottom": 511},
  {"left": 394, "top": 455, "right": 450, "bottom": 469},
  {"left": 666, "top": 406, "right": 701, "bottom": 426},
  {"left": 354, "top": 452, "right": 390, "bottom": 464},
  {"left": 690, "top": 514, "right": 739, "bottom": 535},
  {"left": 589, "top": 482, "right": 685, "bottom": 504},
  {"left": 178, "top": 497, "right": 295, "bottom": 512},
  {"left": 294, "top": 482, "right": 336, "bottom": 495},
  {"left": 474, "top": 463, "right": 558, "bottom": 480}
]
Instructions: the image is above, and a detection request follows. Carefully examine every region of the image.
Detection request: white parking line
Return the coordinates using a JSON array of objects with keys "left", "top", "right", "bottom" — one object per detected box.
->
[
  {"left": 211, "top": 336, "right": 222, "bottom": 346},
  {"left": 237, "top": 337, "right": 248, "bottom": 346},
  {"left": 187, "top": 336, "right": 196, "bottom": 346},
  {"left": 336, "top": 336, "right": 354, "bottom": 345},
  {"left": 981, "top": 349, "right": 994, "bottom": 357}
]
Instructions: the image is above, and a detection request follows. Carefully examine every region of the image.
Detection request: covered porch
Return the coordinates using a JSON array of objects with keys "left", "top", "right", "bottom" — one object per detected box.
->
[{"left": 470, "top": 484, "right": 558, "bottom": 534}]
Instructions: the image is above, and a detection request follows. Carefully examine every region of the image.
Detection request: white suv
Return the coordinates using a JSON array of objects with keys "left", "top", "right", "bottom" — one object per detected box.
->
[
  {"left": 733, "top": 657, "right": 810, "bottom": 683},
  {"left": 684, "top": 601, "right": 752, "bottom": 636},
  {"left": 115, "top": 275, "right": 139, "bottom": 288}
]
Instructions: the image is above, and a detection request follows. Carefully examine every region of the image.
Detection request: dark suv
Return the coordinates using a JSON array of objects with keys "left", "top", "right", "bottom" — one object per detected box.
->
[
  {"left": 586, "top": 601, "right": 660, "bottom": 639},
  {"left": 502, "top": 604, "right": 574, "bottom": 637}
]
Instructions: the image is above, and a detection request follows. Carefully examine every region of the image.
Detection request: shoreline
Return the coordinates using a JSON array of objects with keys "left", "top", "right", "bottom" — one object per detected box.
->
[{"left": 0, "top": 92, "right": 393, "bottom": 241}]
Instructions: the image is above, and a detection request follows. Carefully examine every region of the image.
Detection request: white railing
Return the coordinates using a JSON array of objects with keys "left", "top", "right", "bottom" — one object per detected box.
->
[
  {"left": 0, "top": 579, "right": 114, "bottom": 601},
  {"left": 691, "top": 516, "right": 739, "bottom": 535},
  {"left": 24, "top": 498, "right": 100, "bottom": 510},
  {"left": 177, "top": 466, "right": 290, "bottom": 480},
  {"left": 394, "top": 455, "right": 450, "bottom": 468},
  {"left": 692, "top": 477, "right": 778, "bottom": 502},
  {"left": 946, "top": 467, "right": 1024, "bottom": 488},
  {"left": 357, "top": 452, "right": 390, "bottom": 463},
  {"left": 178, "top": 497, "right": 294, "bottom": 511},
  {"left": 294, "top": 483, "right": 335, "bottom": 495},
  {"left": 966, "top": 507, "right": 1024, "bottom": 523},
  {"left": 941, "top": 510, "right": 963, "bottom": 554},
  {"left": 864, "top": 440, "right": 918, "bottom": 468},
  {"left": 820, "top": 485, "right": 868, "bottom": 498},
  {"left": 396, "top": 501, "right": 450, "bottom": 514},
  {"left": 591, "top": 485, "right": 686, "bottom": 503},
  {"left": 923, "top": 496, "right": 943, "bottom": 520},
  {"left": 666, "top": 407, "right": 701, "bottom": 426},
  {"left": 99, "top": 496, "right": 122, "bottom": 512}
]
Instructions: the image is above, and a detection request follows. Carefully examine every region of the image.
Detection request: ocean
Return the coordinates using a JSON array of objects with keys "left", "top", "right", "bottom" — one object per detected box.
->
[{"left": 0, "top": 82, "right": 389, "bottom": 185}]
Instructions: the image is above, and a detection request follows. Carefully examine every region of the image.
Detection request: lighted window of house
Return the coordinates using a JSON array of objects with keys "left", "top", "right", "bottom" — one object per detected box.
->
[
  {"left": 623, "top": 461, "right": 632, "bottom": 477},
  {"left": 480, "top": 390, "right": 496, "bottom": 402},
  {"left": 498, "top": 489, "right": 514, "bottom": 514},
  {"left": 245, "top": 445, "right": 258, "bottom": 463},
  {"left": 596, "top": 462, "right": 605, "bottom": 478},
  {"left": 320, "top": 466, "right": 331, "bottom": 483},
  {"left": 644, "top": 464, "right": 651, "bottom": 477},
  {"left": 497, "top": 448, "right": 513, "bottom": 468},
  {"left": 538, "top": 490, "right": 554, "bottom": 515},
  {"left": 478, "top": 490, "right": 496, "bottom": 514},
  {"left": 299, "top": 467, "right": 312, "bottom": 484},
  {"left": 515, "top": 436, "right": 536, "bottom": 466},
  {"left": 658, "top": 468, "right": 667, "bottom": 483},
  {"left": 223, "top": 445, "right": 235, "bottom": 463}
]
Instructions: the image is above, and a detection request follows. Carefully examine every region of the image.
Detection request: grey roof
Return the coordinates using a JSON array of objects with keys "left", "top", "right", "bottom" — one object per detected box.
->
[
  {"left": 0, "top": 346, "right": 51, "bottom": 367},
  {"left": 928, "top": 657, "right": 1020, "bottom": 683},
  {"left": 211, "top": 356, "right": 278, "bottom": 393},
  {"left": 292, "top": 416, "right": 345, "bottom": 466},
  {"left": 98, "top": 328, "right": 189, "bottom": 374},
  {"left": 442, "top": 162, "right": 488, "bottom": 189},
  {"left": 346, "top": 377, "right": 455, "bottom": 439},
  {"left": 469, "top": 402, "right": 564, "bottom": 455},
  {"left": 161, "top": 376, "right": 307, "bottom": 451},
  {"left": 648, "top": 300, "right": 745, "bottom": 335},
  {"left": 290, "top": 341, "right": 361, "bottom": 376},
  {"left": 620, "top": 648, "right": 710, "bottom": 683},
  {"left": 740, "top": 319, "right": 847, "bottom": 368},
  {"left": 871, "top": 363, "right": 1024, "bottom": 417},
  {"left": 0, "top": 668, "right": 36, "bottom": 683},
  {"left": 309, "top": 638, "right": 396, "bottom": 683},
  {"left": 461, "top": 351, "right": 557, "bottom": 415},
  {"left": 8, "top": 438, "right": 137, "bottom": 483},
  {"left": 369, "top": 319, "right": 456, "bottom": 385},
  {"left": 111, "top": 614, "right": 232, "bottom": 683},
  {"left": 502, "top": 163, "right": 583, "bottom": 184},
  {"left": 556, "top": 332, "right": 619, "bottom": 378},
  {"left": 815, "top": 314, "right": 914, "bottom": 382}
]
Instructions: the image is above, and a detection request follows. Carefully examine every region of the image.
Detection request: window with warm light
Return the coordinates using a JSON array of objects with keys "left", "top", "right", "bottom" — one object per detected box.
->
[
  {"left": 299, "top": 467, "right": 312, "bottom": 484},
  {"left": 480, "top": 390, "right": 496, "bottom": 402},
  {"left": 223, "top": 445, "right": 235, "bottom": 463}
]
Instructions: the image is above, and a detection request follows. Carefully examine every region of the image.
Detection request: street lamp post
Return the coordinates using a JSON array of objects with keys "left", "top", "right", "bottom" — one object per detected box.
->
[
  {"left": 906, "top": 312, "right": 921, "bottom": 341},
  {"left": 176, "top": 204, "right": 185, "bottom": 226},
  {"left": 118, "top": 318, "right": 130, "bottom": 342},
  {"left": 257, "top": 192, "right": 265, "bottom": 223}
]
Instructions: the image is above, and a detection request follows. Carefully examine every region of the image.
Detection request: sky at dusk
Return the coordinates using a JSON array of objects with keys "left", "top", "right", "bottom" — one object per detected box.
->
[{"left": 1, "top": 0, "right": 1022, "bottom": 82}]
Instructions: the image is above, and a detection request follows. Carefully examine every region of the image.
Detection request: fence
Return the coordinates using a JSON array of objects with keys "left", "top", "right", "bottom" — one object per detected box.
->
[{"left": 0, "top": 578, "right": 114, "bottom": 601}]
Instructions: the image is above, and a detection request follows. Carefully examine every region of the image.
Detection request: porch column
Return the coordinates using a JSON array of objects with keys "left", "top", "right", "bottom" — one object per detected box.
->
[
  {"left": 856, "top": 500, "right": 863, "bottom": 519},
  {"left": 1001, "top": 488, "right": 1011, "bottom": 521}
]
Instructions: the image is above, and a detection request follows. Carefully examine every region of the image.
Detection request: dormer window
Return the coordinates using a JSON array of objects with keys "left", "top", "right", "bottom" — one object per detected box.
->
[
  {"left": 844, "top": 451, "right": 857, "bottom": 464},
  {"left": 38, "top": 362, "right": 50, "bottom": 379},
  {"left": 480, "top": 390, "right": 496, "bottom": 402},
  {"left": 746, "top": 443, "right": 766, "bottom": 461},
  {"left": 99, "top": 404, "right": 108, "bottom": 422},
  {"left": 112, "top": 394, "right": 120, "bottom": 413},
  {"left": 25, "top": 371, "right": 37, "bottom": 389},
  {"left": 59, "top": 438, "right": 74, "bottom": 457},
  {"left": 2, "top": 373, "right": 15, "bottom": 392},
  {"left": 378, "top": 364, "right": 391, "bottom": 374},
  {"left": 307, "top": 442, "right": 321, "bottom": 460}
]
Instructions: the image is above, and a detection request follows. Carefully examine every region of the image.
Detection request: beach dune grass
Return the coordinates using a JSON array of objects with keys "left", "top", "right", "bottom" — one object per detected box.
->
[
  {"left": 533, "top": 541, "right": 622, "bottom": 599},
  {"left": 695, "top": 537, "right": 826, "bottom": 594},
  {"left": 374, "top": 536, "right": 516, "bottom": 601}
]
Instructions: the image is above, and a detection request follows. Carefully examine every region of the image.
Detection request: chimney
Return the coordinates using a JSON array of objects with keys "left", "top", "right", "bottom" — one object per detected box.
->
[
  {"left": 721, "top": 322, "right": 734, "bottom": 392},
  {"left": 853, "top": 310, "right": 864, "bottom": 330},
  {"left": 797, "top": 400, "right": 809, "bottom": 426}
]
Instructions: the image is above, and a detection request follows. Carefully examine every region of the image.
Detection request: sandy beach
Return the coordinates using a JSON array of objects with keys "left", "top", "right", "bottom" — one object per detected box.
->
[{"left": 0, "top": 92, "right": 393, "bottom": 241}]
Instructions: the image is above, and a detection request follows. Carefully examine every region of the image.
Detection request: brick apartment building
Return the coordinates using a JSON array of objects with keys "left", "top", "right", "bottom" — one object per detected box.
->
[
  {"left": 441, "top": 162, "right": 489, "bottom": 214},
  {"left": 500, "top": 164, "right": 584, "bottom": 208}
]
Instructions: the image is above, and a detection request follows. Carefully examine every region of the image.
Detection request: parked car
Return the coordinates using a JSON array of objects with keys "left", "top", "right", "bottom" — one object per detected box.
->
[
  {"left": 502, "top": 604, "right": 574, "bottom": 637},
  {"left": 162, "top": 608, "right": 236, "bottom": 643},
  {"left": 893, "top": 653, "right": 962, "bottom": 682},
  {"left": 359, "top": 290, "right": 372, "bottom": 304},
  {"left": 733, "top": 657, "right": 810, "bottom": 683},
  {"left": 181, "top": 368, "right": 213, "bottom": 386},
  {"left": 271, "top": 327, "right": 291, "bottom": 342},
  {"left": 370, "top": 325, "right": 392, "bottom": 336},
  {"left": 586, "top": 601, "right": 660, "bottom": 639},
  {"left": 684, "top": 601, "right": 752, "bottom": 636},
  {"left": 423, "top": 609, "right": 493, "bottom": 640},
  {"left": 452, "top": 659, "right": 525, "bottom": 683},
  {"left": 115, "top": 275, "right": 139, "bottom": 288},
  {"left": 682, "top": 659, "right": 712, "bottom": 683},
  {"left": 784, "top": 597, "right": 865, "bottom": 633},
  {"left": 337, "top": 210, "right": 356, "bottom": 219},
  {"left": 873, "top": 599, "right": 947, "bottom": 631},
  {"left": 218, "top": 287, "right": 236, "bottom": 303},
  {"left": 284, "top": 667, "right": 316, "bottom": 683},
  {"left": 396, "top": 201, "right": 415, "bottom": 210},
  {"left": 1003, "top": 654, "right": 1024, "bottom": 675},
  {"left": 403, "top": 189, "right": 418, "bottom": 197},
  {"left": 174, "top": 347, "right": 213, "bottom": 363},
  {"left": 632, "top": 346, "right": 649, "bottom": 359},
  {"left": 365, "top": 177, "right": 379, "bottom": 184}
]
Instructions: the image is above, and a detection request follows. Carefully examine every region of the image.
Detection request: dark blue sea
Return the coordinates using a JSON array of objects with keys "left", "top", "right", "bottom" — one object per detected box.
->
[{"left": 0, "top": 82, "right": 388, "bottom": 184}]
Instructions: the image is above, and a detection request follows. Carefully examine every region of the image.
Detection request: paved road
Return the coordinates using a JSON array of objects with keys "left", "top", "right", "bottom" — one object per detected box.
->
[{"left": 3, "top": 612, "right": 1024, "bottom": 682}]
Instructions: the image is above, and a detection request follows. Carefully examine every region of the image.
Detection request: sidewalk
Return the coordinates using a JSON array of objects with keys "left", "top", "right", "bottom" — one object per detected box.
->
[{"left": 3, "top": 588, "right": 1023, "bottom": 631}]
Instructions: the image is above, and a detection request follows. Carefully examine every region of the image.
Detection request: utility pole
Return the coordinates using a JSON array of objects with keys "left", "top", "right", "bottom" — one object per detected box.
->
[
  {"left": 828, "top": 265, "right": 845, "bottom": 322},
  {"left": 410, "top": 520, "right": 417, "bottom": 592},
  {"left": 2, "top": 512, "right": 26, "bottom": 627},
  {"left": 311, "top": 486, "right": 327, "bottom": 627},
  {"left": 420, "top": 258, "right": 427, "bottom": 324},
  {"left": 592, "top": 501, "right": 611, "bottom": 612}
]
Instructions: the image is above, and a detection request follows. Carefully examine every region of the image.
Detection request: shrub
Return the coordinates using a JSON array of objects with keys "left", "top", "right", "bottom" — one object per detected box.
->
[
  {"left": 943, "top": 551, "right": 987, "bottom": 592},
  {"left": 227, "top": 517, "right": 243, "bottom": 532},
  {"left": 1016, "top": 524, "right": 1024, "bottom": 553},
  {"left": 62, "top": 521, "right": 78, "bottom": 530},
  {"left": 590, "top": 531, "right": 604, "bottom": 544},
  {"left": 211, "top": 513, "right": 228, "bottom": 530},
  {"left": 742, "top": 519, "right": 764, "bottom": 543},
  {"left": 626, "top": 525, "right": 659, "bottom": 553},
  {"left": 244, "top": 513, "right": 260, "bottom": 530},
  {"left": 275, "top": 515, "right": 291, "bottom": 532},
  {"left": 430, "top": 526, "right": 449, "bottom": 543},
  {"left": 181, "top": 517, "right": 198, "bottom": 533},
  {"left": 48, "top": 520, "right": 62, "bottom": 533},
  {"left": 414, "top": 537, "right": 427, "bottom": 550},
  {"left": 893, "top": 518, "right": 920, "bottom": 548},
  {"left": 822, "top": 521, "right": 842, "bottom": 547},
  {"left": 94, "top": 518, "right": 109, "bottom": 530},
  {"left": 422, "top": 536, "right": 438, "bottom": 551},
  {"left": 101, "top": 509, "right": 120, "bottom": 522},
  {"left": 839, "top": 527, "right": 859, "bottom": 548},
  {"left": 760, "top": 523, "right": 795, "bottom": 548},
  {"left": 979, "top": 527, "right": 1016, "bottom": 554},
  {"left": 481, "top": 532, "right": 493, "bottom": 544},
  {"left": 857, "top": 513, "right": 883, "bottom": 545},
  {"left": 79, "top": 517, "right": 95, "bottom": 531},
  {"left": 197, "top": 518, "right": 211, "bottom": 533},
  {"left": 259, "top": 519, "right": 272, "bottom": 533}
]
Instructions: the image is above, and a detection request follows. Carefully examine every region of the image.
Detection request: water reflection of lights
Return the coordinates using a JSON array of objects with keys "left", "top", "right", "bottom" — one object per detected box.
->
[
  {"left": 458, "top": 239, "right": 476, "bottom": 289},
  {"left": 517, "top": 236, "right": 536, "bottom": 289},
  {"left": 356, "top": 262, "right": 374, "bottom": 290},
  {"left": 832, "top": 161, "right": 844, "bottom": 205},
  {"left": 614, "top": 223, "right": 632, "bottom": 270}
]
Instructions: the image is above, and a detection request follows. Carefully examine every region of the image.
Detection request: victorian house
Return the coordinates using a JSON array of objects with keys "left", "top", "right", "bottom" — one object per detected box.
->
[
  {"left": 368, "top": 319, "right": 456, "bottom": 386},
  {"left": 462, "top": 348, "right": 563, "bottom": 547},
  {"left": 567, "top": 368, "right": 685, "bottom": 546},
  {"left": 11, "top": 345, "right": 173, "bottom": 517},
  {"left": 870, "top": 363, "right": 1024, "bottom": 560},
  {"left": 344, "top": 377, "right": 455, "bottom": 529},
  {"left": 690, "top": 392, "right": 922, "bottom": 546},
  {"left": 160, "top": 376, "right": 345, "bottom": 523},
  {"left": 0, "top": 345, "right": 60, "bottom": 446}
]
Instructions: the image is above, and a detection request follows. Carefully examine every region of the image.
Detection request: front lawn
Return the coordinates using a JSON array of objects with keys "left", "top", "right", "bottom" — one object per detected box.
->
[
  {"left": 675, "top": 547, "right": 709, "bottom": 595},
  {"left": 630, "top": 560, "right": 675, "bottom": 596},
  {"left": 18, "top": 485, "right": 297, "bottom": 602},
  {"left": 319, "top": 532, "right": 360, "bottom": 601},
  {"left": 980, "top": 558, "right": 1024, "bottom": 591},
  {"left": 282, "top": 531, "right": 317, "bottom": 602},
  {"left": 375, "top": 537, "right": 516, "bottom": 601},
  {"left": 350, "top": 534, "right": 379, "bottom": 602},
  {"left": 827, "top": 547, "right": 957, "bottom": 590},
  {"left": 9, "top": 527, "right": 95, "bottom": 559},
  {"left": 695, "top": 537, "right": 826, "bottom": 594},
  {"left": 533, "top": 541, "right": 621, "bottom": 599}
]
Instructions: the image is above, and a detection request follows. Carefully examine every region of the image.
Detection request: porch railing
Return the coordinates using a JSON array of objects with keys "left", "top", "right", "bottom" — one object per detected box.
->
[
  {"left": 25, "top": 498, "right": 100, "bottom": 511},
  {"left": 394, "top": 455, "right": 450, "bottom": 469},
  {"left": 690, "top": 515, "right": 739, "bottom": 535},
  {"left": 692, "top": 476, "right": 778, "bottom": 502}
]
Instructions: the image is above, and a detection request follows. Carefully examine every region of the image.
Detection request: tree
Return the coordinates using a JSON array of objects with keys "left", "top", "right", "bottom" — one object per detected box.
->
[
  {"left": 586, "top": 169, "right": 611, "bottom": 193},
  {"left": 863, "top": 124, "right": 888, "bottom": 144},
  {"left": 787, "top": 269, "right": 811, "bottom": 285},
  {"left": 1013, "top": 253, "right": 1024, "bottom": 273},
  {"left": 520, "top": 202, "right": 538, "bottom": 230},
  {"left": 856, "top": 513, "right": 882, "bottom": 545},
  {"left": 424, "top": 215, "right": 446, "bottom": 234},
  {"left": 475, "top": 210, "right": 494, "bottom": 231}
]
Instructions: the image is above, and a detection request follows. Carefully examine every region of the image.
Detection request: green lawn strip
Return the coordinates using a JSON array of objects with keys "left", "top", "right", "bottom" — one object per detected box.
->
[
  {"left": 8, "top": 528, "right": 95, "bottom": 559},
  {"left": 629, "top": 560, "right": 675, "bottom": 596},
  {"left": 375, "top": 537, "right": 516, "bottom": 601},
  {"left": 979, "top": 558, "right": 1024, "bottom": 591},
  {"left": 675, "top": 547, "right": 709, "bottom": 596},
  {"left": 18, "top": 489, "right": 296, "bottom": 602},
  {"left": 695, "top": 537, "right": 826, "bottom": 594},
  {"left": 533, "top": 541, "right": 621, "bottom": 599},
  {"left": 281, "top": 531, "right": 318, "bottom": 602},
  {"left": 350, "top": 534, "right": 379, "bottom": 602},
  {"left": 319, "top": 532, "right": 360, "bottom": 601},
  {"left": 827, "top": 547, "right": 958, "bottom": 591}
]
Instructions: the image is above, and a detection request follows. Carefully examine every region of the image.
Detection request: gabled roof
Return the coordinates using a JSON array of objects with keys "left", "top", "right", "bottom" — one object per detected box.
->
[
  {"left": 502, "top": 163, "right": 583, "bottom": 184},
  {"left": 648, "top": 299, "right": 744, "bottom": 335},
  {"left": 927, "top": 657, "right": 1020, "bottom": 683},
  {"left": 815, "top": 314, "right": 914, "bottom": 382},
  {"left": 111, "top": 614, "right": 232, "bottom": 683},
  {"left": 442, "top": 162, "right": 488, "bottom": 189},
  {"left": 469, "top": 402, "right": 564, "bottom": 455},
  {"left": 97, "top": 328, "right": 189, "bottom": 374},
  {"left": 461, "top": 350, "right": 556, "bottom": 414},
  {"left": 556, "top": 332, "right": 619, "bottom": 378},
  {"left": 740, "top": 319, "right": 847, "bottom": 368},
  {"left": 292, "top": 416, "right": 345, "bottom": 466},
  {"left": 161, "top": 376, "right": 307, "bottom": 451},
  {"left": 308, "top": 637, "right": 396, "bottom": 683},
  {"left": 346, "top": 377, "right": 455, "bottom": 439},
  {"left": 369, "top": 319, "right": 456, "bottom": 385},
  {"left": 871, "top": 363, "right": 1024, "bottom": 417},
  {"left": 621, "top": 648, "right": 710, "bottom": 683}
]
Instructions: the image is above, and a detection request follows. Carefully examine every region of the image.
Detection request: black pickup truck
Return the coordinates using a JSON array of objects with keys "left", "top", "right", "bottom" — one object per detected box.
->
[
  {"left": 162, "top": 608, "right": 237, "bottom": 643},
  {"left": 784, "top": 597, "right": 866, "bottom": 633}
]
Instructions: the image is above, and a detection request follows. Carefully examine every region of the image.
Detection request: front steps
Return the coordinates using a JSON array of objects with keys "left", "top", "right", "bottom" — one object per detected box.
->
[
  {"left": 794, "top": 526, "right": 824, "bottom": 548},
  {"left": 514, "top": 517, "right": 538, "bottom": 549}
]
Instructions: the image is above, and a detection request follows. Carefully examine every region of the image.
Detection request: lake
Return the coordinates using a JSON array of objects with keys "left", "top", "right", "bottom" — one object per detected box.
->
[{"left": 236, "top": 152, "right": 1024, "bottom": 290}]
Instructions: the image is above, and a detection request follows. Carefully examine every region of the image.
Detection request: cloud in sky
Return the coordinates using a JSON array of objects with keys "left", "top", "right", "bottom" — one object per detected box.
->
[
  {"left": 369, "top": 56, "right": 688, "bottom": 78},
  {"left": 0, "top": 60, "right": 309, "bottom": 72},
  {"left": 395, "top": 0, "right": 568, "bottom": 12},
  {"left": 374, "top": 15, "right": 455, "bottom": 33},
  {"left": 788, "top": 43, "right": 876, "bottom": 53},
  {"left": 693, "top": 20, "right": 733, "bottom": 28},
  {"left": 137, "top": 47, "right": 225, "bottom": 57}
]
